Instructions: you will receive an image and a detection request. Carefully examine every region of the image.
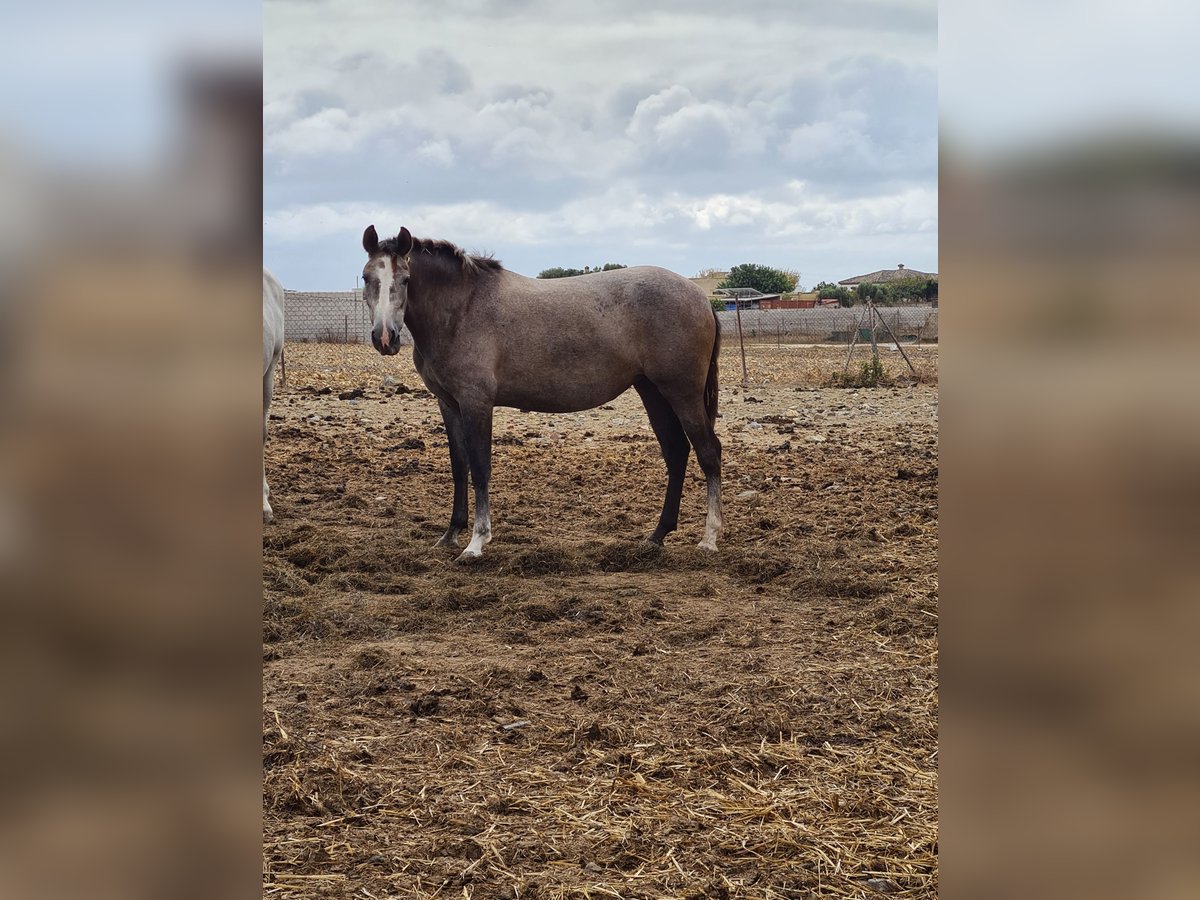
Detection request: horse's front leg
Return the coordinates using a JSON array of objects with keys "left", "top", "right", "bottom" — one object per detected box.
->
[
  {"left": 263, "top": 366, "right": 275, "bottom": 524},
  {"left": 435, "top": 400, "right": 469, "bottom": 548},
  {"left": 457, "top": 403, "right": 494, "bottom": 563}
]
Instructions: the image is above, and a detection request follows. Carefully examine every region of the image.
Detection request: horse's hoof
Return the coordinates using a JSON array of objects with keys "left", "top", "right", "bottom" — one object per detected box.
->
[
  {"left": 697, "top": 539, "right": 718, "bottom": 552},
  {"left": 263, "top": 509, "right": 274, "bottom": 525},
  {"left": 455, "top": 549, "right": 483, "bottom": 564},
  {"left": 434, "top": 533, "right": 460, "bottom": 549}
]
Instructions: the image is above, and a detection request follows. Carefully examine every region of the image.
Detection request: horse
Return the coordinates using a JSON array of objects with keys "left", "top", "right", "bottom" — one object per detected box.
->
[
  {"left": 360, "top": 225, "right": 723, "bottom": 562},
  {"left": 263, "top": 268, "right": 285, "bottom": 523}
]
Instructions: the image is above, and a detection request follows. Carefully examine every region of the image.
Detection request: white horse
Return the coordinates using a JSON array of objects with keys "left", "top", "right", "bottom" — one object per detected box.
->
[{"left": 263, "top": 268, "right": 285, "bottom": 523}]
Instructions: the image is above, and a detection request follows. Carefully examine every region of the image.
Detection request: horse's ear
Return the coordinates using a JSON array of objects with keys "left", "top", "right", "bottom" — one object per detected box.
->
[
  {"left": 362, "top": 225, "right": 379, "bottom": 255},
  {"left": 396, "top": 226, "right": 413, "bottom": 257}
]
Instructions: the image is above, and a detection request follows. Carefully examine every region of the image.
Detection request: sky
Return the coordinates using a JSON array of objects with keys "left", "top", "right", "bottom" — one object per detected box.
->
[
  {"left": 264, "top": 0, "right": 937, "bottom": 291},
  {"left": 940, "top": 0, "right": 1200, "bottom": 157}
]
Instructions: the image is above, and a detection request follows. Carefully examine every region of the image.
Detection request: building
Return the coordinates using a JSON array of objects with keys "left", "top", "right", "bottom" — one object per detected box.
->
[
  {"left": 759, "top": 292, "right": 821, "bottom": 309},
  {"left": 837, "top": 264, "right": 938, "bottom": 288},
  {"left": 713, "top": 287, "right": 778, "bottom": 310},
  {"left": 689, "top": 271, "right": 728, "bottom": 296}
]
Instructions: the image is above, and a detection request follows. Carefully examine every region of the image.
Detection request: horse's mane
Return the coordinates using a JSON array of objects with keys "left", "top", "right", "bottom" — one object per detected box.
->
[{"left": 381, "top": 235, "right": 502, "bottom": 277}]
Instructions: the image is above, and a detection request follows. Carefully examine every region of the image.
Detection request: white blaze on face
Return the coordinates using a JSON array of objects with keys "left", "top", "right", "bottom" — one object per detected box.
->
[{"left": 373, "top": 258, "right": 394, "bottom": 348}]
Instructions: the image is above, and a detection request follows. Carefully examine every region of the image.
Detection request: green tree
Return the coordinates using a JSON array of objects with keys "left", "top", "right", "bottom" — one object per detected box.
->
[
  {"left": 717, "top": 263, "right": 799, "bottom": 295},
  {"left": 538, "top": 263, "right": 627, "bottom": 279},
  {"left": 815, "top": 281, "right": 854, "bottom": 306},
  {"left": 886, "top": 276, "right": 938, "bottom": 304},
  {"left": 856, "top": 281, "right": 881, "bottom": 303}
]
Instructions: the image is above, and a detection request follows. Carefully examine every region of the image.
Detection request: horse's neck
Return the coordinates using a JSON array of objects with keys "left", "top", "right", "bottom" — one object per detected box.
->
[{"left": 404, "top": 258, "right": 468, "bottom": 352}]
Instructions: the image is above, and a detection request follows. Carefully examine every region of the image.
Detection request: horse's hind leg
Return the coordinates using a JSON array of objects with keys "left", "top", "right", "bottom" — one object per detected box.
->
[
  {"left": 660, "top": 391, "right": 723, "bottom": 551},
  {"left": 435, "top": 400, "right": 470, "bottom": 548},
  {"left": 634, "top": 379, "right": 690, "bottom": 545}
]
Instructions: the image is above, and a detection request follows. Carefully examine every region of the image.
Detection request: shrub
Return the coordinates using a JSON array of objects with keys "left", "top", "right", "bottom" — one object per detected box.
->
[
  {"left": 829, "top": 355, "right": 888, "bottom": 388},
  {"left": 718, "top": 263, "right": 799, "bottom": 295}
]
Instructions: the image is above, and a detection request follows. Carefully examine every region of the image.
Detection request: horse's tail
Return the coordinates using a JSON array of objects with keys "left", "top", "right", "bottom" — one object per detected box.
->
[{"left": 704, "top": 307, "right": 721, "bottom": 429}]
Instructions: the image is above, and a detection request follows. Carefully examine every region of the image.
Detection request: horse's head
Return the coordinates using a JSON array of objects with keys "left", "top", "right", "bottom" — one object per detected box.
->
[{"left": 361, "top": 224, "right": 414, "bottom": 356}]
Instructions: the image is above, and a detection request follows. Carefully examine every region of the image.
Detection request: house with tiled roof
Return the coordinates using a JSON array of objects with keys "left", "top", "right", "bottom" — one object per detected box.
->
[
  {"left": 837, "top": 264, "right": 938, "bottom": 287},
  {"left": 838, "top": 264, "right": 938, "bottom": 306}
]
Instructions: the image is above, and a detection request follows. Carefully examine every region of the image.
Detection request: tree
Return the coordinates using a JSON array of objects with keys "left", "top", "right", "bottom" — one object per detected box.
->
[
  {"left": 717, "top": 263, "right": 799, "bottom": 295},
  {"left": 887, "top": 276, "right": 937, "bottom": 304},
  {"left": 855, "top": 281, "right": 913, "bottom": 306},
  {"left": 537, "top": 263, "right": 627, "bottom": 279},
  {"left": 815, "top": 281, "right": 854, "bottom": 306},
  {"left": 856, "top": 281, "right": 881, "bottom": 302}
]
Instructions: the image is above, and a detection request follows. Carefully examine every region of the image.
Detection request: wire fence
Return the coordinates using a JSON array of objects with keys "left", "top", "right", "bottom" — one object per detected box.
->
[
  {"left": 283, "top": 290, "right": 384, "bottom": 344},
  {"left": 715, "top": 305, "right": 937, "bottom": 345},
  {"left": 282, "top": 290, "right": 938, "bottom": 347}
]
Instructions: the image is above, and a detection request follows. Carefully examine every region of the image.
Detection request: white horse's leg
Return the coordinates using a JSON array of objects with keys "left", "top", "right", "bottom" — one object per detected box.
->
[
  {"left": 263, "top": 472, "right": 273, "bottom": 524},
  {"left": 263, "top": 268, "right": 285, "bottom": 527},
  {"left": 263, "top": 364, "right": 275, "bottom": 525}
]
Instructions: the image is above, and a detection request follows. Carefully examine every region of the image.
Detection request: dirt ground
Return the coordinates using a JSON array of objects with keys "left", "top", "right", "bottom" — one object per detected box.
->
[{"left": 263, "top": 342, "right": 938, "bottom": 899}]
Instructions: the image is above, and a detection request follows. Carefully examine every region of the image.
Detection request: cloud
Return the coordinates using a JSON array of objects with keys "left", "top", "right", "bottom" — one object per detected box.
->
[
  {"left": 265, "top": 181, "right": 936, "bottom": 251},
  {"left": 266, "top": 107, "right": 372, "bottom": 157},
  {"left": 415, "top": 139, "right": 454, "bottom": 167},
  {"left": 625, "top": 86, "right": 767, "bottom": 168},
  {"left": 263, "top": 1, "right": 937, "bottom": 287}
]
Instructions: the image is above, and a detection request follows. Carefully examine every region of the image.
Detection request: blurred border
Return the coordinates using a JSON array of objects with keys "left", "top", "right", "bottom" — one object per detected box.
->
[
  {"left": 0, "top": 8, "right": 262, "bottom": 900},
  {"left": 942, "top": 5, "right": 1200, "bottom": 899}
]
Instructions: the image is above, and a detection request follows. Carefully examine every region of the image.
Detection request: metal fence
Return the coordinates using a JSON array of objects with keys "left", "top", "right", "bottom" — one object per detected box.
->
[
  {"left": 716, "top": 305, "right": 937, "bottom": 345},
  {"left": 282, "top": 289, "right": 937, "bottom": 347}
]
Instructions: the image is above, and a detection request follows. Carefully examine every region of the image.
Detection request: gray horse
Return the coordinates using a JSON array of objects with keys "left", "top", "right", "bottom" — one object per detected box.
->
[{"left": 361, "top": 225, "right": 722, "bottom": 562}]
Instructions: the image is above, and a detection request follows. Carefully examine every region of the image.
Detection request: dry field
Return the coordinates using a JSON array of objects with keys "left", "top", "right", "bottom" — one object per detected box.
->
[{"left": 263, "top": 342, "right": 938, "bottom": 899}]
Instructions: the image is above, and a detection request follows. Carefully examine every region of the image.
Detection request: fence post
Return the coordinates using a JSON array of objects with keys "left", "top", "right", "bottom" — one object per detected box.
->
[
  {"left": 843, "top": 306, "right": 866, "bottom": 374},
  {"left": 734, "top": 301, "right": 749, "bottom": 388},
  {"left": 868, "top": 301, "right": 879, "bottom": 359}
]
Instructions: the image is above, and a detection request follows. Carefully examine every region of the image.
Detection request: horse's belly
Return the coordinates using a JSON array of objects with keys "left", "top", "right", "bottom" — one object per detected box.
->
[{"left": 495, "top": 379, "right": 628, "bottom": 414}]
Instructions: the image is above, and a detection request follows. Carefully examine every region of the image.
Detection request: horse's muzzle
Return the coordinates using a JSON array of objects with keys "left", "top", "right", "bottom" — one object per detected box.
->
[{"left": 371, "top": 327, "right": 402, "bottom": 355}]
